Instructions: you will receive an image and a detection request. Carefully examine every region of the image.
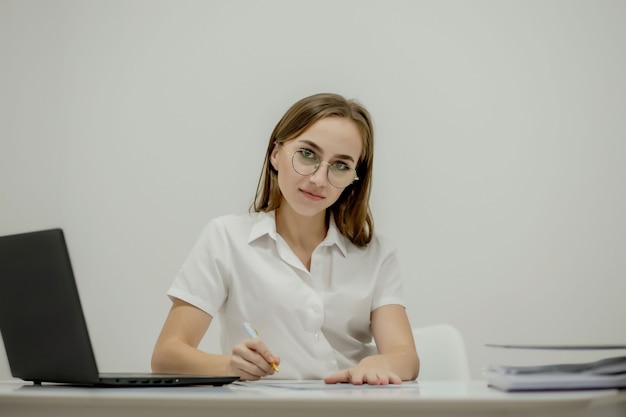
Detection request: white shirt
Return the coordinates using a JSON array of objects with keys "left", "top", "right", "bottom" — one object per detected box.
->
[{"left": 167, "top": 210, "right": 405, "bottom": 379}]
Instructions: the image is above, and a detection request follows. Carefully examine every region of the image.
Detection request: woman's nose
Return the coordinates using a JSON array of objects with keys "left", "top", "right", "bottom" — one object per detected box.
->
[{"left": 309, "top": 162, "right": 330, "bottom": 186}]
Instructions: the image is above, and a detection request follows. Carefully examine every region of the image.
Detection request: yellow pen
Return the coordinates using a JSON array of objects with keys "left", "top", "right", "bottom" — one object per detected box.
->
[{"left": 242, "top": 322, "right": 280, "bottom": 372}]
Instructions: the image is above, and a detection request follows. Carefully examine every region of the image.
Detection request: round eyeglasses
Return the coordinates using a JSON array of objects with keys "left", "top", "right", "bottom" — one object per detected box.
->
[{"left": 282, "top": 147, "right": 359, "bottom": 189}]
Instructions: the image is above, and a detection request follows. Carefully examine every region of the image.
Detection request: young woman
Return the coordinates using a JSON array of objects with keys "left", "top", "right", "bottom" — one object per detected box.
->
[{"left": 151, "top": 93, "right": 419, "bottom": 385}]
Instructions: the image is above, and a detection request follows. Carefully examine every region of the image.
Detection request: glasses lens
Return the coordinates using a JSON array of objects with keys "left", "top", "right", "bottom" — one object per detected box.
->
[
  {"left": 292, "top": 149, "right": 319, "bottom": 175},
  {"left": 328, "top": 166, "right": 356, "bottom": 188}
]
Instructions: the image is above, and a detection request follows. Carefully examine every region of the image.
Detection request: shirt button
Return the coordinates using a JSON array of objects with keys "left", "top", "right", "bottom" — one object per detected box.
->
[
  {"left": 325, "top": 361, "right": 338, "bottom": 371},
  {"left": 314, "top": 332, "right": 321, "bottom": 341}
]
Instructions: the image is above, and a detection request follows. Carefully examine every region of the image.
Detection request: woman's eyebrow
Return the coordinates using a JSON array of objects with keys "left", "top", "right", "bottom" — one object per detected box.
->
[{"left": 298, "top": 139, "right": 356, "bottom": 163}]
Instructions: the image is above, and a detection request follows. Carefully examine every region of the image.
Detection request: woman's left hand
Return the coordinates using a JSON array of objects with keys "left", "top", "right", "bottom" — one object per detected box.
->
[{"left": 323, "top": 366, "right": 403, "bottom": 385}]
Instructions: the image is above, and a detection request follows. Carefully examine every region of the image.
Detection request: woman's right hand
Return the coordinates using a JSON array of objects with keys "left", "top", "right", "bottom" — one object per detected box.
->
[{"left": 229, "top": 338, "right": 280, "bottom": 380}]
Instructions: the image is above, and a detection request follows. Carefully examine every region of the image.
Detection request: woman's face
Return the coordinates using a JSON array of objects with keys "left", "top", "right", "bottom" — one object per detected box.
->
[{"left": 270, "top": 116, "right": 363, "bottom": 218}]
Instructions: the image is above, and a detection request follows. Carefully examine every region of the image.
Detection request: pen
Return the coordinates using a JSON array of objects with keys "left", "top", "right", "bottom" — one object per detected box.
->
[{"left": 242, "top": 322, "right": 280, "bottom": 373}]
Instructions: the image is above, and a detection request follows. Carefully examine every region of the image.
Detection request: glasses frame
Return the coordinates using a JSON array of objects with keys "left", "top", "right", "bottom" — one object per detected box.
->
[{"left": 280, "top": 145, "right": 359, "bottom": 189}]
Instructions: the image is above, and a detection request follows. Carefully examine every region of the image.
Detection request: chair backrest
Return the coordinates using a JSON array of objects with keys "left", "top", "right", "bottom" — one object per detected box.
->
[{"left": 412, "top": 324, "right": 471, "bottom": 380}]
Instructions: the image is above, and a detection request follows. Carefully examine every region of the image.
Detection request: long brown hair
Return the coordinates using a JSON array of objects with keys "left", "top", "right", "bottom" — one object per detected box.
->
[{"left": 251, "top": 93, "right": 375, "bottom": 246}]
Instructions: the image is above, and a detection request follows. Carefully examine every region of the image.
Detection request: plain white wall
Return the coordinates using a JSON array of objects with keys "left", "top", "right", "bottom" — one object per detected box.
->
[{"left": 1, "top": 0, "right": 625, "bottom": 380}]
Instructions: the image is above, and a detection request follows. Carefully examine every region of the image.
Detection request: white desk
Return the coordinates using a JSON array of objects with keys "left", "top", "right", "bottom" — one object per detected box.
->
[{"left": 0, "top": 379, "right": 625, "bottom": 417}]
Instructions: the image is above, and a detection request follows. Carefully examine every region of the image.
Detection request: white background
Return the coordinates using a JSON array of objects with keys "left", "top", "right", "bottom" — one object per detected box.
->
[{"left": 1, "top": 0, "right": 625, "bottom": 380}]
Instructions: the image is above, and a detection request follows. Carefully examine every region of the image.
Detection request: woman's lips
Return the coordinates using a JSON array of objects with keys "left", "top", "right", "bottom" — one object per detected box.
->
[{"left": 300, "top": 188, "right": 324, "bottom": 201}]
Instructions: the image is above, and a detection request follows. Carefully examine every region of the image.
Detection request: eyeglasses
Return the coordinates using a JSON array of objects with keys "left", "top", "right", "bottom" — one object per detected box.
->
[{"left": 282, "top": 146, "right": 359, "bottom": 189}]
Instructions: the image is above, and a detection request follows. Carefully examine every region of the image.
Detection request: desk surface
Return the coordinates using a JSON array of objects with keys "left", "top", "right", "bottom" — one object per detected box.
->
[{"left": 1, "top": 379, "right": 625, "bottom": 417}]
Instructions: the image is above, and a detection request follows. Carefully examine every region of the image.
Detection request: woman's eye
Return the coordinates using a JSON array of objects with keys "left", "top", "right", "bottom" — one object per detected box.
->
[
  {"left": 332, "top": 162, "right": 351, "bottom": 171},
  {"left": 298, "top": 149, "right": 316, "bottom": 159}
]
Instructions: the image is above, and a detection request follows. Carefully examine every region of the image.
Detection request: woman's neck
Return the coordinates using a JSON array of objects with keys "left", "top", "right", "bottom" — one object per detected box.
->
[{"left": 275, "top": 206, "right": 327, "bottom": 254}]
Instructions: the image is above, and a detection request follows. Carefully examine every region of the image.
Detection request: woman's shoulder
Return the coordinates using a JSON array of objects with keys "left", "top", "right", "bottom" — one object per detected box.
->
[
  {"left": 372, "top": 230, "right": 397, "bottom": 248},
  {"left": 202, "top": 212, "right": 261, "bottom": 231},
  {"left": 348, "top": 230, "right": 397, "bottom": 256},
  {"left": 208, "top": 212, "right": 254, "bottom": 224}
]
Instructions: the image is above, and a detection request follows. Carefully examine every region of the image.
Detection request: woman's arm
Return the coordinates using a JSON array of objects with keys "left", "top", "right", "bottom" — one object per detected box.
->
[
  {"left": 323, "top": 304, "right": 419, "bottom": 384},
  {"left": 151, "top": 298, "right": 279, "bottom": 380}
]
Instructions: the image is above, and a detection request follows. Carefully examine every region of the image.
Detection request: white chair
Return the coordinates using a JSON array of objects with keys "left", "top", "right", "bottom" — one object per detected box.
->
[{"left": 412, "top": 324, "right": 471, "bottom": 380}]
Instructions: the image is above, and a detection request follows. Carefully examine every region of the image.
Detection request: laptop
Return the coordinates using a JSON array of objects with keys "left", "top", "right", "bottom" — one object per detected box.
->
[{"left": 0, "top": 228, "right": 239, "bottom": 387}]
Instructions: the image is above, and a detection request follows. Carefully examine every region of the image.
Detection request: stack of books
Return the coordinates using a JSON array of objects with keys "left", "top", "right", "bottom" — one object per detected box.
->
[{"left": 484, "top": 344, "right": 626, "bottom": 392}]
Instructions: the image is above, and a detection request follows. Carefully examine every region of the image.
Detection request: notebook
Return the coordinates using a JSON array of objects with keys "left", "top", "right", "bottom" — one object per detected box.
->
[{"left": 0, "top": 228, "right": 239, "bottom": 387}]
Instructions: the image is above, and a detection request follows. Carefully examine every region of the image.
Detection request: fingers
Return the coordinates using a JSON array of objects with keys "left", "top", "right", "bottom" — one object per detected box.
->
[
  {"left": 245, "top": 338, "right": 280, "bottom": 372},
  {"left": 323, "top": 369, "right": 350, "bottom": 384},
  {"left": 324, "top": 368, "right": 403, "bottom": 385},
  {"left": 230, "top": 339, "right": 280, "bottom": 380}
]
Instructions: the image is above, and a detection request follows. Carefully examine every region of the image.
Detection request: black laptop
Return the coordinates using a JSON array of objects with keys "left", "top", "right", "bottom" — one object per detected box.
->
[{"left": 0, "top": 228, "right": 238, "bottom": 387}]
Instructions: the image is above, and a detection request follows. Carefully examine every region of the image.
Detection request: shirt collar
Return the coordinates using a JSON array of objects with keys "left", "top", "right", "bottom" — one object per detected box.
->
[
  {"left": 248, "top": 210, "right": 348, "bottom": 257},
  {"left": 323, "top": 215, "right": 348, "bottom": 256},
  {"left": 248, "top": 211, "right": 279, "bottom": 243}
]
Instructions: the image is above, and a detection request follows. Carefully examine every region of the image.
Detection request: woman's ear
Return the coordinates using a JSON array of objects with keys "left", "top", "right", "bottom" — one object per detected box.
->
[{"left": 270, "top": 142, "right": 280, "bottom": 171}]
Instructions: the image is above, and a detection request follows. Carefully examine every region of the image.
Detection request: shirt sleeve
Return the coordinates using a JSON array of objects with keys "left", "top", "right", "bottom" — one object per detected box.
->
[
  {"left": 167, "top": 218, "right": 232, "bottom": 317},
  {"left": 370, "top": 235, "right": 406, "bottom": 311}
]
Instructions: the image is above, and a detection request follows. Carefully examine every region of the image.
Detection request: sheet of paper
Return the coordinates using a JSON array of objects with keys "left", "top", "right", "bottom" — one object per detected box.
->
[{"left": 232, "top": 380, "right": 419, "bottom": 390}]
